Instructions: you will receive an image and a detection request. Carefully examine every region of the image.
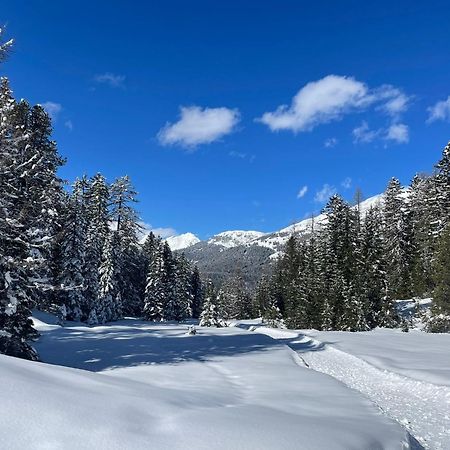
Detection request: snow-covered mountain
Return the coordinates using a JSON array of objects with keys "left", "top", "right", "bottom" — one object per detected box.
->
[
  {"left": 181, "top": 194, "right": 384, "bottom": 286},
  {"left": 165, "top": 232, "right": 200, "bottom": 251},
  {"left": 206, "top": 230, "right": 266, "bottom": 248}
]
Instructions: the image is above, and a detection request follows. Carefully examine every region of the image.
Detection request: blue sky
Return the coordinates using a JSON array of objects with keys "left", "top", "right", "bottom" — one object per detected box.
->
[{"left": 2, "top": 1, "right": 450, "bottom": 239}]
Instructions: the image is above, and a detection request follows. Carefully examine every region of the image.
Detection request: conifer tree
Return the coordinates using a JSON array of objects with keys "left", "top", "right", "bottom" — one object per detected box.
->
[
  {"left": 57, "top": 180, "right": 88, "bottom": 321},
  {"left": 190, "top": 266, "right": 203, "bottom": 319},
  {"left": 428, "top": 224, "right": 450, "bottom": 332},
  {"left": 143, "top": 241, "right": 165, "bottom": 321},
  {"left": 383, "top": 178, "right": 414, "bottom": 299},
  {"left": 199, "top": 281, "right": 221, "bottom": 327}
]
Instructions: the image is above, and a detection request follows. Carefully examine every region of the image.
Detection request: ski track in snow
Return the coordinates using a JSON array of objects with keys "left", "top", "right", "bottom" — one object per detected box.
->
[{"left": 255, "top": 327, "right": 450, "bottom": 450}]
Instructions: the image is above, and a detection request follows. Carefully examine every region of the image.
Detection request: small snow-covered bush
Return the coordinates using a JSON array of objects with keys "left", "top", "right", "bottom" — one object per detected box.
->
[{"left": 425, "top": 313, "right": 450, "bottom": 333}]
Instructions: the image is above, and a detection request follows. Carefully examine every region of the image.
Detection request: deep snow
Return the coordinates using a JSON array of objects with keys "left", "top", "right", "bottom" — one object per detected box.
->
[
  {"left": 0, "top": 313, "right": 420, "bottom": 450},
  {"left": 247, "top": 324, "right": 450, "bottom": 450}
]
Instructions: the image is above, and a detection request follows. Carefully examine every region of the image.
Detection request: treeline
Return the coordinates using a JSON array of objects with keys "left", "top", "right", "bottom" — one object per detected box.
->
[
  {"left": 0, "top": 34, "right": 205, "bottom": 360},
  {"left": 253, "top": 143, "right": 450, "bottom": 333}
]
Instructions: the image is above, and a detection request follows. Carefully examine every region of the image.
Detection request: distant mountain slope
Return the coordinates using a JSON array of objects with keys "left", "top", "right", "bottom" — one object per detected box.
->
[
  {"left": 165, "top": 232, "right": 200, "bottom": 251},
  {"left": 180, "top": 194, "right": 384, "bottom": 287}
]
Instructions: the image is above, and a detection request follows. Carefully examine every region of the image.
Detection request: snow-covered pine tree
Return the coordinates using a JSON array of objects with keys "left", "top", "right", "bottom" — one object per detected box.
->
[
  {"left": 383, "top": 178, "right": 415, "bottom": 299},
  {"left": 435, "top": 141, "right": 450, "bottom": 230},
  {"left": 0, "top": 77, "right": 38, "bottom": 360},
  {"left": 110, "top": 176, "right": 142, "bottom": 315},
  {"left": 56, "top": 179, "right": 89, "bottom": 321},
  {"left": 190, "top": 266, "right": 203, "bottom": 319},
  {"left": 98, "top": 231, "right": 122, "bottom": 322},
  {"left": 218, "top": 273, "right": 252, "bottom": 320},
  {"left": 362, "top": 205, "right": 391, "bottom": 327},
  {"left": 199, "top": 281, "right": 221, "bottom": 327},
  {"left": 253, "top": 275, "right": 272, "bottom": 318},
  {"left": 302, "top": 225, "right": 324, "bottom": 329},
  {"left": 15, "top": 103, "right": 65, "bottom": 309},
  {"left": 84, "top": 174, "right": 110, "bottom": 324},
  {"left": 173, "top": 254, "right": 194, "bottom": 321},
  {"left": 143, "top": 240, "right": 166, "bottom": 321},
  {"left": 427, "top": 223, "right": 450, "bottom": 332}
]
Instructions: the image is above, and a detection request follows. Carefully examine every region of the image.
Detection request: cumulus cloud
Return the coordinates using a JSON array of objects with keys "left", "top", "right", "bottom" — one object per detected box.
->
[
  {"left": 158, "top": 106, "right": 240, "bottom": 148},
  {"left": 427, "top": 96, "right": 450, "bottom": 123},
  {"left": 324, "top": 137, "right": 338, "bottom": 148},
  {"left": 314, "top": 184, "right": 336, "bottom": 203},
  {"left": 353, "top": 121, "right": 409, "bottom": 144},
  {"left": 64, "top": 120, "right": 73, "bottom": 131},
  {"left": 375, "top": 85, "right": 410, "bottom": 117},
  {"left": 41, "top": 101, "right": 62, "bottom": 121},
  {"left": 258, "top": 75, "right": 369, "bottom": 132},
  {"left": 257, "top": 75, "right": 411, "bottom": 141},
  {"left": 352, "top": 121, "right": 379, "bottom": 143},
  {"left": 94, "top": 72, "right": 126, "bottom": 88},
  {"left": 386, "top": 123, "right": 409, "bottom": 143},
  {"left": 297, "top": 185, "right": 308, "bottom": 199}
]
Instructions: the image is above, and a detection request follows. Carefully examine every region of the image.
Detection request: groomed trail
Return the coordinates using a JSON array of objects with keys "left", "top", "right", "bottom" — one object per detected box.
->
[{"left": 249, "top": 325, "right": 450, "bottom": 450}]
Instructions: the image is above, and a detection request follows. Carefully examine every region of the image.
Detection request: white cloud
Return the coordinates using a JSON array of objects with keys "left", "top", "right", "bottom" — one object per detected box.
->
[
  {"left": 257, "top": 75, "right": 411, "bottom": 137},
  {"left": 297, "top": 185, "right": 308, "bottom": 199},
  {"left": 158, "top": 106, "right": 240, "bottom": 148},
  {"left": 341, "top": 177, "right": 352, "bottom": 189},
  {"left": 64, "top": 120, "right": 73, "bottom": 131},
  {"left": 94, "top": 72, "right": 126, "bottom": 88},
  {"left": 352, "top": 121, "right": 379, "bottom": 143},
  {"left": 427, "top": 96, "right": 450, "bottom": 123},
  {"left": 258, "top": 75, "right": 369, "bottom": 132},
  {"left": 138, "top": 221, "right": 177, "bottom": 241},
  {"left": 386, "top": 123, "right": 409, "bottom": 143},
  {"left": 324, "top": 137, "right": 338, "bottom": 148},
  {"left": 41, "top": 102, "right": 62, "bottom": 121},
  {"left": 314, "top": 184, "right": 336, "bottom": 203},
  {"left": 375, "top": 85, "right": 410, "bottom": 117}
]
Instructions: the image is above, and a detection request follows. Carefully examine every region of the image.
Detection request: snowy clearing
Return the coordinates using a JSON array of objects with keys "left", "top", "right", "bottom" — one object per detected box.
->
[
  {"left": 247, "top": 324, "right": 450, "bottom": 450},
  {"left": 0, "top": 313, "right": 420, "bottom": 450}
]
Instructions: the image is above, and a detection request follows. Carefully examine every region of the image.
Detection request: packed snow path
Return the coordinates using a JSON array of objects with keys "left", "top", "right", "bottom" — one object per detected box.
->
[
  {"left": 0, "top": 312, "right": 420, "bottom": 450},
  {"left": 252, "top": 326, "right": 450, "bottom": 450}
]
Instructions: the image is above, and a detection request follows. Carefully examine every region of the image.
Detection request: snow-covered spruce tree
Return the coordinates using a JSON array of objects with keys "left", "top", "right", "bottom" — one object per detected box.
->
[
  {"left": 435, "top": 141, "right": 450, "bottom": 229},
  {"left": 427, "top": 224, "right": 450, "bottom": 332},
  {"left": 361, "top": 205, "right": 393, "bottom": 327},
  {"left": 199, "top": 281, "right": 221, "bottom": 327},
  {"left": 275, "top": 234, "right": 305, "bottom": 327},
  {"left": 173, "top": 253, "right": 193, "bottom": 321},
  {"left": 383, "top": 178, "right": 415, "bottom": 299},
  {"left": 98, "top": 231, "right": 122, "bottom": 322},
  {"left": 56, "top": 179, "right": 89, "bottom": 322},
  {"left": 322, "top": 195, "right": 368, "bottom": 331},
  {"left": 190, "top": 266, "right": 203, "bottom": 319},
  {"left": 409, "top": 174, "right": 439, "bottom": 296},
  {"left": 143, "top": 240, "right": 165, "bottom": 321},
  {"left": 217, "top": 273, "right": 251, "bottom": 320},
  {"left": 12, "top": 102, "right": 65, "bottom": 309},
  {"left": 84, "top": 174, "right": 110, "bottom": 324},
  {"left": 302, "top": 227, "right": 324, "bottom": 329},
  {"left": 253, "top": 275, "right": 272, "bottom": 318},
  {"left": 110, "top": 176, "right": 143, "bottom": 315},
  {"left": 0, "top": 77, "right": 38, "bottom": 360}
]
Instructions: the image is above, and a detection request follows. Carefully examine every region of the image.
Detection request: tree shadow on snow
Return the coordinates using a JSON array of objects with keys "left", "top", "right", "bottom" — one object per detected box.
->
[{"left": 35, "top": 319, "right": 285, "bottom": 372}]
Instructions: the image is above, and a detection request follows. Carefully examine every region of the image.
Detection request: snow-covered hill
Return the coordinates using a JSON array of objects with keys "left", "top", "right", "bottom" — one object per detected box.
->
[
  {"left": 206, "top": 230, "right": 266, "bottom": 248},
  {"left": 181, "top": 194, "right": 384, "bottom": 286},
  {"left": 165, "top": 232, "right": 200, "bottom": 251},
  {"left": 0, "top": 312, "right": 422, "bottom": 450}
]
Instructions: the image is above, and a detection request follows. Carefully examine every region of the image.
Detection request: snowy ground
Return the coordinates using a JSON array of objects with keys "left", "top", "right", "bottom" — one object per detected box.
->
[
  {"left": 245, "top": 323, "right": 450, "bottom": 450},
  {"left": 0, "top": 312, "right": 420, "bottom": 450}
]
